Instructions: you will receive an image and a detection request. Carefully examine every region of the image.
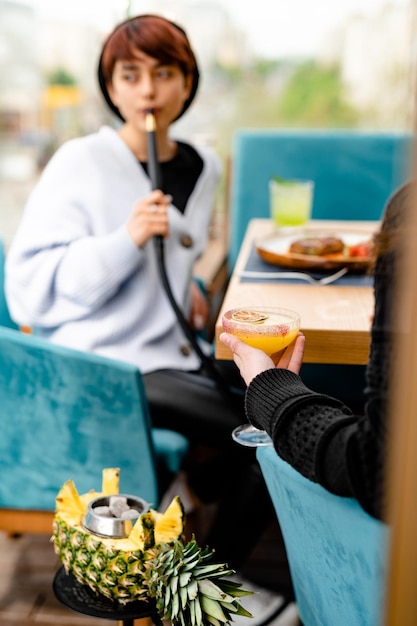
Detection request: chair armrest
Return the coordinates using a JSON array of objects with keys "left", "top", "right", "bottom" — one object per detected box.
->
[{"left": 151, "top": 428, "right": 189, "bottom": 474}]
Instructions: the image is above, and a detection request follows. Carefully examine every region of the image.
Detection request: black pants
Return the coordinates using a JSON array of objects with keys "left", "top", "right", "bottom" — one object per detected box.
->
[
  {"left": 143, "top": 362, "right": 276, "bottom": 569},
  {"left": 143, "top": 361, "right": 246, "bottom": 447}
]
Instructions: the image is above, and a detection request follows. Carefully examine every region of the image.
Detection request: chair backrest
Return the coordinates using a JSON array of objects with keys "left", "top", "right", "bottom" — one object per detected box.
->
[
  {"left": 257, "top": 446, "right": 389, "bottom": 626},
  {"left": 0, "top": 238, "right": 18, "bottom": 329},
  {"left": 228, "top": 129, "right": 414, "bottom": 267},
  {"left": 0, "top": 327, "right": 180, "bottom": 512}
]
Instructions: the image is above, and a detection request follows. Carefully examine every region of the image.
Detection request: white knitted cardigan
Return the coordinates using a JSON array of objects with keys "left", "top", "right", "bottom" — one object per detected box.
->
[{"left": 5, "top": 126, "right": 221, "bottom": 373}]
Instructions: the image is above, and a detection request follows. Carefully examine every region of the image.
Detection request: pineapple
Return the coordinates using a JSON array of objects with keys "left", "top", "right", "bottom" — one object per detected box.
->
[
  {"left": 55, "top": 479, "right": 84, "bottom": 521},
  {"left": 102, "top": 467, "right": 120, "bottom": 495},
  {"left": 52, "top": 469, "right": 184, "bottom": 602},
  {"left": 130, "top": 496, "right": 184, "bottom": 550},
  {"left": 52, "top": 469, "right": 253, "bottom": 624},
  {"left": 143, "top": 538, "right": 253, "bottom": 626}
]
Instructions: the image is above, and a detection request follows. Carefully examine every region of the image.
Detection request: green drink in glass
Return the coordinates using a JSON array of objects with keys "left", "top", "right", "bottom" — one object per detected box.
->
[{"left": 269, "top": 177, "right": 314, "bottom": 231}]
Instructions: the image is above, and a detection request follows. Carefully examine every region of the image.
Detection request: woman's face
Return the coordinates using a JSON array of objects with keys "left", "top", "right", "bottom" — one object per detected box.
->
[{"left": 107, "top": 50, "right": 192, "bottom": 133}]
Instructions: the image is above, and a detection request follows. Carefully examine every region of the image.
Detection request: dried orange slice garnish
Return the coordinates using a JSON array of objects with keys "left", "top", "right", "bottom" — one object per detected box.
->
[{"left": 231, "top": 309, "right": 269, "bottom": 323}]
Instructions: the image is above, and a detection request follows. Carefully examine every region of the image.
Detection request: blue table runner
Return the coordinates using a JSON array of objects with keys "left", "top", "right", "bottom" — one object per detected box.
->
[{"left": 241, "top": 244, "right": 373, "bottom": 286}]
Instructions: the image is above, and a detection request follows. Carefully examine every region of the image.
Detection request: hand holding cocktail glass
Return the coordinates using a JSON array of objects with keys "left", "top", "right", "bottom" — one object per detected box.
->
[{"left": 221, "top": 307, "right": 302, "bottom": 447}]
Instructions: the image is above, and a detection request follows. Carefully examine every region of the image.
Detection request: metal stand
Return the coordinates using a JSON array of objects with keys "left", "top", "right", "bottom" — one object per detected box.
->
[{"left": 53, "top": 566, "right": 163, "bottom": 625}]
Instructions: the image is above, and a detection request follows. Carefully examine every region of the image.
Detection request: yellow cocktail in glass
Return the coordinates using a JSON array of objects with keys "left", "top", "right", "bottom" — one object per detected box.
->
[
  {"left": 222, "top": 306, "right": 301, "bottom": 447},
  {"left": 222, "top": 306, "right": 300, "bottom": 356}
]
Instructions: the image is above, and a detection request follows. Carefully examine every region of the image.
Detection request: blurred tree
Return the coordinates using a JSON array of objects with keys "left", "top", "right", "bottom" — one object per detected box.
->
[
  {"left": 210, "top": 57, "right": 361, "bottom": 214},
  {"left": 46, "top": 68, "right": 77, "bottom": 86},
  {"left": 276, "top": 60, "right": 359, "bottom": 127}
]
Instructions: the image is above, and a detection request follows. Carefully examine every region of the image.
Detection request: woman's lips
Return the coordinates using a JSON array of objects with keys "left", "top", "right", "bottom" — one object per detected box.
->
[{"left": 142, "top": 108, "right": 160, "bottom": 116}]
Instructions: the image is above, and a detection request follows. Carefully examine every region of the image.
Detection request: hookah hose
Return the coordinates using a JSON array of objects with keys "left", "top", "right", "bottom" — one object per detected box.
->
[{"left": 145, "top": 111, "right": 233, "bottom": 400}]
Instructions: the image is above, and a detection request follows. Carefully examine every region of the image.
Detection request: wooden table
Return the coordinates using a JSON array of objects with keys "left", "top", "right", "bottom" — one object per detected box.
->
[{"left": 215, "top": 219, "right": 379, "bottom": 365}]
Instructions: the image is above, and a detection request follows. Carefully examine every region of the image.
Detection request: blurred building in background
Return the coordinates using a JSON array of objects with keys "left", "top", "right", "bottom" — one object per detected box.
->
[
  {"left": 0, "top": 1, "right": 39, "bottom": 179},
  {"left": 320, "top": 1, "right": 416, "bottom": 129}
]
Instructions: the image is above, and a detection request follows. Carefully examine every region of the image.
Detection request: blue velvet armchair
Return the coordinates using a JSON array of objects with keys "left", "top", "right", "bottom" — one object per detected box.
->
[
  {"left": 0, "top": 327, "right": 189, "bottom": 534},
  {"left": 257, "top": 446, "right": 388, "bottom": 626},
  {"left": 0, "top": 238, "right": 18, "bottom": 330}
]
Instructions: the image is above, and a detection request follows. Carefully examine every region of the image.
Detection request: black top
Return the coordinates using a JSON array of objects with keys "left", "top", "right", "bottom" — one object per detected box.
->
[
  {"left": 140, "top": 141, "right": 204, "bottom": 213},
  {"left": 245, "top": 216, "right": 396, "bottom": 521}
]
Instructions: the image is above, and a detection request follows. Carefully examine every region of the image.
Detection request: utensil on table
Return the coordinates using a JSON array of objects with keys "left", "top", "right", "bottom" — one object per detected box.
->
[{"left": 238, "top": 267, "right": 349, "bottom": 285}]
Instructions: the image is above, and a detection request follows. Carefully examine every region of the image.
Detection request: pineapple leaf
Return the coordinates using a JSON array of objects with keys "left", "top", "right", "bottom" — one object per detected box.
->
[
  {"left": 179, "top": 571, "right": 192, "bottom": 587},
  {"left": 171, "top": 592, "right": 180, "bottom": 619},
  {"left": 189, "top": 598, "right": 196, "bottom": 626},
  {"left": 187, "top": 578, "right": 199, "bottom": 600},
  {"left": 219, "top": 601, "right": 238, "bottom": 613},
  {"left": 200, "top": 596, "right": 228, "bottom": 622},
  {"left": 205, "top": 616, "right": 222, "bottom": 626},
  {"left": 194, "top": 563, "right": 228, "bottom": 577},
  {"left": 183, "top": 555, "right": 201, "bottom": 571},
  {"left": 216, "top": 580, "right": 254, "bottom": 597},
  {"left": 180, "top": 585, "right": 188, "bottom": 609},
  {"left": 187, "top": 598, "right": 203, "bottom": 626},
  {"left": 197, "top": 579, "right": 234, "bottom": 602},
  {"left": 193, "top": 596, "right": 203, "bottom": 625},
  {"left": 200, "top": 568, "right": 235, "bottom": 580},
  {"left": 165, "top": 583, "right": 171, "bottom": 606},
  {"left": 170, "top": 575, "right": 179, "bottom": 594},
  {"left": 232, "top": 603, "right": 254, "bottom": 618}
]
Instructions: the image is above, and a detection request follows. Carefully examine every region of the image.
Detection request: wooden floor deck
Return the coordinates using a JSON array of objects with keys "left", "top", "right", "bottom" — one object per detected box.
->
[
  {"left": 0, "top": 517, "right": 297, "bottom": 626},
  {"left": 0, "top": 532, "right": 106, "bottom": 625}
]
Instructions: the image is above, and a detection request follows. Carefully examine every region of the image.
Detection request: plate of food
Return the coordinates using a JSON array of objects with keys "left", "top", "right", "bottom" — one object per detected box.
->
[{"left": 255, "top": 229, "right": 376, "bottom": 271}]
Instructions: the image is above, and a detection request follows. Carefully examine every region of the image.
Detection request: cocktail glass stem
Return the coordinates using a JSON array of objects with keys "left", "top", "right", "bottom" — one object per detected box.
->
[{"left": 232, "top": 424, "right": 273, "bottom": 447}]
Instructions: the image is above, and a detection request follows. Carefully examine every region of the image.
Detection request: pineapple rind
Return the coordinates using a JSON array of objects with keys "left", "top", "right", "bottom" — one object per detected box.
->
[{"left": 53, "top": 518, "right": 146, "bottom": 601}]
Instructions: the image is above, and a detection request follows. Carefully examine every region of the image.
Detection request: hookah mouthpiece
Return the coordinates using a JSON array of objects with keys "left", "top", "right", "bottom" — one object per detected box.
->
[{"left": 145, "top": 110, "right": 162, "bottom": 190}]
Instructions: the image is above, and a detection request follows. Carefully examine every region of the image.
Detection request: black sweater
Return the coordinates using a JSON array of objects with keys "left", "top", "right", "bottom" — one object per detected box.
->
[{"left": 246, "top": 244, "right": 394, "bottom": 521}]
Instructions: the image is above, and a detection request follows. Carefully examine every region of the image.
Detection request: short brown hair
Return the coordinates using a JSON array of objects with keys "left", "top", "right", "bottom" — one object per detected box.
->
[{"left": 98, "top": 14, "right": 200, "bottom": 122}]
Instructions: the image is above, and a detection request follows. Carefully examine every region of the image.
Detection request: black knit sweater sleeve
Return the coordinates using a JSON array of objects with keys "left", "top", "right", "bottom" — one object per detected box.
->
[{"left": 245, "top": 369, "right": 356, "bottom": 492}]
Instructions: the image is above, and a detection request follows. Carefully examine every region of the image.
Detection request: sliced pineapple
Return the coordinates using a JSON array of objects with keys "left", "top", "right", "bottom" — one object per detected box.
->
[
  {"left": 128, "top": 497, "right": 184, "bottom": 549},
  {"left": 129, "top": 510, "right": 154, "bottom": 550},
  {"left": 102, "top": 468, "right": 120, "bottom": 495},
  {"left": 154, "top": 495, "right": 184, "bottom": 544},
  {"left": 55, "top": 479, "right": 85, "bottom": 523}
]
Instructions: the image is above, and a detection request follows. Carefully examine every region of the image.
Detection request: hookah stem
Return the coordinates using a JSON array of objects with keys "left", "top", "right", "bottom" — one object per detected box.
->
[
  {"left": 145, "top": 111, "right": 232, "bottom": 400},
  {"left": 145, "top": 110, "right": 162, "bottom": 191}
]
